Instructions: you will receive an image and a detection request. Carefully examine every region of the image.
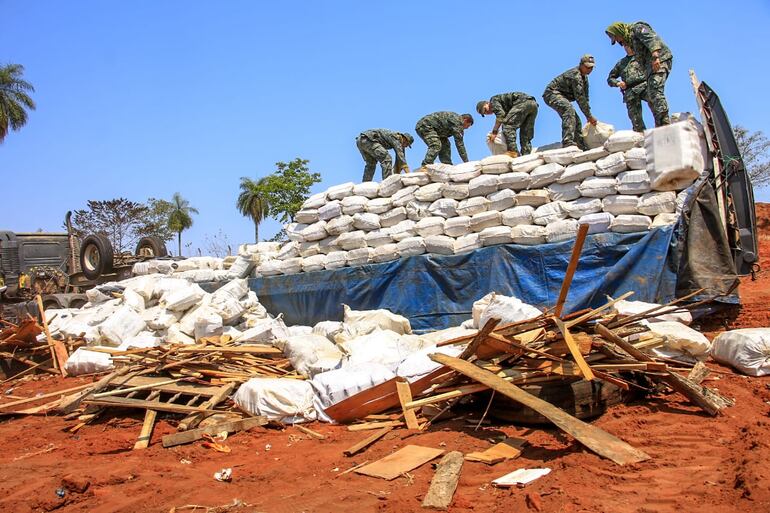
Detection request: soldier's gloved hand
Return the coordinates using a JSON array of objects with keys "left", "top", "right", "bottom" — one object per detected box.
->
[
  {"left": 588, "top": 117, "right": 598, "bottom": 126},
  {"left": 652, "top": 58, "right": 661, "bottom": 73},
  {"left": 402, "top": 165, "right": 411, "bottom": 174},
  {"left": 617, "top": 81, "right": 627, "bottom": 90}
]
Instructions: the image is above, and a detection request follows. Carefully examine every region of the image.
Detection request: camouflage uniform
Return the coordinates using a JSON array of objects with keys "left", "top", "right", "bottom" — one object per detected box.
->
[
  {"left": 628, "top": 21, "right": 673, "bottom": 127},
  {"left": 488, "top": 92, "right": 538, "bottom": 155},
  {"left": 356, "top": 129, "right": 408, "bottom": 181},
  {"left": 415, "top": 111, "right": 469, "bottom": 166},
  {"left": 607, "top": 55, "right": 649, "bottom": 132},
  {"left": 543, "top": 67, "right": 592, "bottom": 149}
]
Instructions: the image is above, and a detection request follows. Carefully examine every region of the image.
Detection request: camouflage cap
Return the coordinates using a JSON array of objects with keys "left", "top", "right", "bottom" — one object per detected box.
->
[
  {"left": 476, "top": 100, "right": 489, "bottom": 116},
  {"left": 400, "top": 133, "right": 414, "bottom": 148},
  {"left": 580, "top": 54, "right": 596, "bottom": 68}
]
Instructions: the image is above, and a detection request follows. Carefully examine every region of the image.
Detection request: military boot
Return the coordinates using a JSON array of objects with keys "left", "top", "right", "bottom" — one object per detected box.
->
[{"left": 505, "top": 150, "right": 519, "bottom": 158}]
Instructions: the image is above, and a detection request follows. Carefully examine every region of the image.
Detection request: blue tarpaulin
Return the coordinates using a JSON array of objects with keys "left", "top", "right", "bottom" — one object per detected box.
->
[{"left": 249, "top": 224, "right": 679, "bottom": 333}]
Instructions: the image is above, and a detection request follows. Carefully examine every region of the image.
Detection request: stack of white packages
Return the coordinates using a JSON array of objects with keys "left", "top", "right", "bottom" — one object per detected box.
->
[{"left": 257, "top": 119, "right": 707, "bottom": 277}]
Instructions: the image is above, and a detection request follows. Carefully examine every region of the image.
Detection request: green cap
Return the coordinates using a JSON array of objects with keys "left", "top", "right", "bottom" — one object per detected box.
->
[
  {"left": 401, "top": 133, "right": 414, "bottom": 148},
  {"left": 580, "top": 54, "right": 596, "bottom": 68},
  {"left": 476, "top": 100, "right": 489, "bottom": 117}
]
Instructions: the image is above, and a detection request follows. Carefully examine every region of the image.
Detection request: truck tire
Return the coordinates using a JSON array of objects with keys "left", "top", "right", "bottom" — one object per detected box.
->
[
  {"left": 135, "top": 236, "right": 168, "bottom": 258},
  {"left": 80, "top": 234, "right": 114, "bottom": 281}
]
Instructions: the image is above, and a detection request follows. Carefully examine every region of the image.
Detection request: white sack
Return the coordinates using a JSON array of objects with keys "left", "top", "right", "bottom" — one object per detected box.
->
[
  {"left": 234, "top": 378, "right": 318, "bottom": 423},
  {"left": 511, "top": 224, "right": 547, "bottom": 245},
  {"left": 402, "top": 171, "right": 431, "bottom": 186},
  {"left": 342, "top": 195, "right": 369, "bottom": 215},
  {"left": 468, "top": 175, "right": 499, "bottom": 196},
  {"left": 611, "top": 214, "right": 652, "bottom": 233},
  {"left": 578, "top": 212, "right": 614, "bottom": 234},
  {"left": 711, "top": 329, "right": 770, "bottom": 376},
  {"left": 454, "top": 233, "right": 482, "bottom": 253},
  {"left": 638, "top": 191, "right": 676, "bottom": 216},
  {"left": 559, "top": 162, "right": 596, "bottom": 184},
  {"left": 548, "top": 182, "right": 582, "bottom": 202},
  {"left": 498, "top": 172, "right": 531, "bottom": 191},
  {"left": 645, "top": 321, "right": 711, "bottom": 361},
  {"left": 415, "top": 217, "right": 446, "bottom": 237},
  {"left": 604, "top": 130, "right": 644, "bottom": 152},
  {"left": 530, "top": 162, "right": 565, "bottom": 188},
  {"left": 546, "top": 218, "right": 580, "bottom": 243},
  {"left": 428, "top": 198, "right": 459, "bottom": 218},
  {"left": 479, "top": 293, "right": 541, "bottom": 327},
  {"left": 645, "top": 121, "right": 704, "bottom": 191},
  {"left": 425, "top": 235, "right": 455, "bottom": 255},
  {"left": 602, "top": 195, "right": 640, "bottom": 215},
  {"left": 366, "top": 197, "right": 392, "bottom": 214},
  {"left": 616, "top": 170, "right": 651, "bottom": 194},
  {"left": 396, "top": 236, "right": 426, "bottom": 257},
  {"left": 442, "top": 183, "right": 470, "bottom": 200},
  {"left": 479, "top": 226, "right": 514, "bottom": 246},
  {"left": 444, "top": 216, "right": 472, "bottom": 237},
  {"left": 533, "top": 201, "right": 567, "bottom": 226},
  {"left": 501, "top": 205, "right": 535, "bottom": 226},
  {"left": 515, "top": 190, "right": 550, "bottom": 207},
  {"left": 486, "top": 189, "right": 517, "bottom": 211},
  {"left": 312, "top": 363, "right": 396, "bottom": 408},
  {"left": 582, "top": 121, "right": 615, "bottom": 149},
  {"left": 64, "top": 347, "right": 114, "bottom": 376}
]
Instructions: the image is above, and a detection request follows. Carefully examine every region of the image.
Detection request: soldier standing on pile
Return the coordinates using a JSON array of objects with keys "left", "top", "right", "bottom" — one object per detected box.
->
[
  {"left": 605, "top": 21, "right": 673, "bottom": 127},
  {"left": 415, "top": 111, "right": 474, "bottom": 167},
  {"left": 475, "top": 92, "right": 539, "bottom": 157},
  {"left": 355, "top": 129, "right": 414, "bottom": 181},
  {"left": 607, "top": 45, "right": 649, "bottom": 132},
  {"left": 543, "top": 55, "right": 597, "bottom": 150}
]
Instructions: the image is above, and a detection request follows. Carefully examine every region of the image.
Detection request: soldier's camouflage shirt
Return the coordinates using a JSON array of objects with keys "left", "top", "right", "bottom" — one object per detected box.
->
[
  {"left": 416, "top": 111, "right": 468, "bottom": 161},
  {"left": 488, "top": 92, "right": 536, "bottom": 123},
  {"left": 629, "top": 21, "right": 673, "bottom": 74},
  {"left": 607, "top": 55, "right": 646, "bottom": 88},
  {"left": 544, "top": 67, "right": 592, "bottom": 119},
  {"left": 359, "top": 129, "right": 407, "bottom": 164}
]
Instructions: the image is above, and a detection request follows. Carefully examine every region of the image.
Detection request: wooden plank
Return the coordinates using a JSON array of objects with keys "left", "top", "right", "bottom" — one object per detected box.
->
[
  {"left": 430, "top": 353, "right": 650, "bottom": 465},
  {"left": 177, "top": 382, "right": 237, "bottom": 431},
  {"left": 0, "top": 383, "right": 92, "bottom": 410},
  {"left": 343, "top": 426, "right": 393, "bottom": 456},
  {"left": 404, "top": 384, "right": 488, "bottom": 411},
  {"left": 459, "top": 318, "right": 500, "bottom": 359},
  {"left": 93, "top": 378, "right": 186, "bottom": 399},
  {"left": 123, "top": 376, "right": 222, "bottom": 396},
  {"left": 553, "top": 318, "right": 595, "bottom": 381},
  {"left": 83, "top": 396, "right": 223, "bottom": 414},
  {"left": 563, "top": 291, "right": 635, "bottom": 329},
  {"left": 296, "top": 425, "right": 325, "bottom": 440},
  {"left": 422, "top": 451, "right": 464, "bottom": 510},
  {"left": 347, "top": 420, "right": 404, "bottom": 431},
  {"left": 133, "top": 409, "right": 157, "bottom": 450},
  {"left": 36, "top": 295, "right": 68, "bottom": 375},
  {"left": 57, "top": 368, "right": 134, "bottom": 414},
  {"left": 161, "top": 416, "right": 268, "bottom": 448},
  {"left": 355, "top": 445, "right": 444, "bottom": 480},
  {"left": 465, "top": 438, "right": 526, "bottom": 465},
  {"left": 174, "top": 345, "right": 283, "bottom": 355},
  {"left": 554, "top": 223, "right": 589, "bottom": 317},
  {"left": 395, "top": 379, "right": 420, "bottom": 430}
]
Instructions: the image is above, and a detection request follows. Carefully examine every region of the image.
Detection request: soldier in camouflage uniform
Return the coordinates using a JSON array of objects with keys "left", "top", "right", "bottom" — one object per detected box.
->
[
  {"left": 607, "top": 46, "right": 649, "bottom": 132},
  {"left": 415, "top": 111, "right": 473, "bottom": 166},
  {"left": 476, "top": 92, "right": 538, "bottom": 157},
  {"left": 606, "top": 21, "right": 673, "bottom": 127},
  {"left": 542, "top": 55, "right": 597, "bottom": 150},
  {"left": 356, "top": 129, "right": 414, "bottom": 181}
]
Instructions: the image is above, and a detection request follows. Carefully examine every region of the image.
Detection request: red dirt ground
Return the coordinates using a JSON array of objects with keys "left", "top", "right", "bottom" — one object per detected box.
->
[{"left": 1, "top": 206, "right": 769, "bottom": 513}]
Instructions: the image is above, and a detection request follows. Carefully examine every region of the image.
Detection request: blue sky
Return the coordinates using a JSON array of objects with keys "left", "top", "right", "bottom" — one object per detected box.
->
[{"left": 3, "top": 1, "right": 769, "bottom": 254}]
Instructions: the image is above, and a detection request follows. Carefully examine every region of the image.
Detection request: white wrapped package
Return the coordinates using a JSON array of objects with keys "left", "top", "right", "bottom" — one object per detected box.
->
[
  {"left": 327, "top": 182, "right": 355, "bottom": 200},
  {"left": 449, "top": 161, "right": 482, "bottom": 182},
  {"left": 652, "top": 213, "right": 680, "bottom": 227},
  {"left": 479, "top": 226, "right": 514, "bottom": 246},
  {"left": 338, "top": 230, "right": 367, "bottom": 250},
  {"left": 602, "top": 195, "right": 640, "bottom": 215},
  {"left": 279, "top": 257, "right": 302, "bottom": 275},
  {"left": 645, "top": 321, "right": 711, "bottom": 361},
  {"left": 486, "top": 131, "right": 507, "bottom": 155},
  {"left": 299, "top": 220, "right": 328, "bottom": 242},
  {"left": 456, "top": 196, "right": 490, "bottom": 217},
  {"left": 194, "top": 306, "right": 224, "bottom": 341},
  {"left": 454, "top": 233, "right": 482, "bottom": 253},
  {"left": 612, "top": 299, "right": 692, "bottom": 324},
  {"left": 604, "top": 130, "right": 644, "bottom": 152},
  {"left": 711, "top": 329, "right": 770, "bottom": 376},
  {"left": 122, "top": 288, "right": 146, "bottom": 312},
  {"left": 645, "top": 121, "right": 704, "bottom": 191},
  {"left": 354, "top": 181, "right": 380, "bottom": 198},
  {"left": 257, "top": 260, "right": 283, "bottom": 276},
  {"left": 175, "top": 269, "right": 215, "bottom": 283},
  {"left": 344, "top": 305, "right": 411, "bottom": 335},
  {"left": 472, "top": 292, "right": 494, "bottom": 327},
  {"left": 318, "top": 200, "right": 342, "bottom": 221},
  {"left": 302, "top": 254, "right": 327, "bottom": 272},
  {"left": 373, "top": 244, "right": 399, "bottom": 262},
  {"left": 210, "top": 279, "right": 248, "bottom": 322},
  {"left": 638, "top": 191, "right": 676, "bottom": 216},
  {"left": 99, "top": 306, "right": 147, "bottom": 346},
  {"left": 480, "top": 154, "right": 513, "bottom": 174},
  {"left": 533, "top": 202, "right": 567, "bottom": 226},
  {"left": 596, "top": 152, "right": 628, "bottom": 176},
  {"left": 295, "top": 209, "right": 319, "bottom": 224},
  {"left": 235, "top": 317, "right": 290, "bottom": 344},
  {"left": 578, "top": 212, "right": 614, "bottom": 234},
  {"left": 166, "top": 323, "right": 194, "bottom": 345},
  {"left": 498, "top": 171, "right": 531, "bottom": 191},
  {"left": 468, "top": 175, "right": 499, "bottom": 196},
  {"left": 366, "top": 197, "right": 392, "bottom": 214},
  {"left": 442, "top": 183, "right": 470, "bottom": 200},
  {"left": 378, "top": 174, "right": 403, "bottom": 197},
  {"left": 405, "top": 200, "right": 431, "bottom": 221},
  {"left": 277, "top": 334, "right": 344, "bottom": 377},
  {"left": 234, "top": 378, "right": 318, "bottom": 423},
  {"left": 616, "top": 170, "right": 651, "bottom": 194},
  {"left": 397, "top": 344, "right": 465, "bottom": 382},
  {"left": 470, "top": 210, "right": 502, "bottom": 232},
  {"left": 397, "top": 236, "right": 426, "bottom": 257},
  {"left": 286, "top": 223, "right": 306, "bottom": 242},
  {"left": 347, "top": 247, "right": 374, "bottom": 266},
  {"left": 502, "top": 206, "right": 535, "bottom": 226},
  {"left": 276, "top": 241, "right": 300, "bottom": 260},
  {"left": 352, "top": 212, "right": 381, "bottom": 231},
  {"left": 548, "top": 182, "right": 581, "bottom": 201},
  {"left": 312, "top": 320, "right": 343, "bottom": 341},
  {"left": 299, "top": 241, "right": 320, "bottom": 257},
  {"left": 389, "top": 220, "right": 417, "bottom": 241},
  {"left": 402, "top": 171, "right": 431, "bottom": 186},
  {"left": 324, "top": 251, "right": 348, "bottom": 269},
  {"left": 578, "top": 177, "right": 617, "bottom": 198},
  {"left": 391, "top": 185, "right": 419, "bottom": 207},
  {"left": 546, "top": 218, "right": 580, "bottom": 243},
  {"left": 541, "top": 146, "right": 580, "bottom": 165},
  {"left": 415, "top": 217, "right": 445, "bottom": 237},
  {"left": 162, "top": 283, "right": 206, "bottom": 312},
  {"left": 486, "top": 189, "right": 516, "bottom": 211},
  {"left": 515, "top": 189, "right": 550, "bottom": 207},
  {"left": 342, "top": 195, "right": 369, "bottom": 215},
  {"left": 142, "top": 306, "right": 181, "bottom": 331},
  {"left": 425, "top": 235, "right": 455, "bottom": 255},
  {"left": 509, "top": 154, "right": 545, "bottom": 172},
  {"left": 64, "top": 347, "right": 115, "bottom": 376},
  {"left": 415, "top": 182, "right": 445, "bottom": 202},
  {"left": 342, "top": 330, "right": 427, "bottom": 372},
  {"left": 611, "top": 214, "right": 652, "bottom": 233},
  {"left": 444, "top": 216, "right": 472, "bottom": 237},
  {"left": 572, "top": 146, "right": 609, "bottom": 164},
  {"left": 428, "top": 198, "right": 459, "bottom": 219},
  {"left": 365, "top": 228, "right": 393, "bottom": 247},
  {"left": 287, "top": 326, "right": 313, "bottom": 337},
  {"left": 380, "top": 206, "right": 408, "bottom": 227},
  {"left": 479, "top": 293, "right": 541, "bottom": 327},
  {"left": 302, "top": 192, "right": 327, "bottom": 210},
  {"left": 318, "top": 236, "right": 340, "bottom": 254},
  {"left": 312, "top": 363, "right": 396, "bottom": 408},
  {"left": 582, "top": 120, "right": 615, "bottom": 149},
  {"left": 228, "top": 255, "right": 257, "bottom": 278},
  {"left": 119, "top": 332, "right": 162, "bottom": 350},
  {"left": 425, "top": 163, "right": 453, "bottom": 183},
  {"left": 558, "top": 162, "right": 596, "bottom": 183},
  {"left": 511, "top": 225, "right": 547, "bottom": 245},
  {"left": 625, "top": 147, "right": 647, "bottom": 169},
  {"left": 530, "top": 163, "right": 565, "bottom": 188}
]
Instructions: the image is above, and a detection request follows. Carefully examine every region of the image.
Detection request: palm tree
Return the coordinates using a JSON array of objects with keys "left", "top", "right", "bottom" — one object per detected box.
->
[
  {"left": 0, "top": 64, "right": 36, "bottom": 143},
  {"left": 236, "top": 177, "right": 270, "bottom": 242},
  {"left": 167, "top": 193, "right": 199, "bottom": 256}
]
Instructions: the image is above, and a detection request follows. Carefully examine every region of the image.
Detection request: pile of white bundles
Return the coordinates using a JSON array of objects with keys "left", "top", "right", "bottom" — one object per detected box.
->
[{"left": 258, "top": 119, "right": 707, "bottom": 277}]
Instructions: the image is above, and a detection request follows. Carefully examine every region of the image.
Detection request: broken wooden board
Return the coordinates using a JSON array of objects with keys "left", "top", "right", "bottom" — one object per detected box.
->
[
  {"left": 422, "top": 451, "right": 463, "bottom": 510},
  {"left": 465, "top": 438, "right": 526, "bottom": 465},
  {"left": 430, "top": 354, "right": 651, "bottom": 465},
  {"left": 343, "top": 426, "right": 393, "bottom": 456},
  {"left": 355, "top": 445, "right": 444, "bottom": 480},
  {"left": 133, "top": 409, "right": 157, "bottom": 450},
  {"left": 395, "top": 378, "right": 420, "bottom": 430},
  {"left": 162, "top": 416, "right": 267, "bottom": 448}
]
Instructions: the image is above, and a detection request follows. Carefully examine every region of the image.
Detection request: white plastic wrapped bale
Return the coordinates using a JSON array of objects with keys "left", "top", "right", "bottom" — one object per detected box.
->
[
  {"left": 449, "top": 161, "right": 482, "bottom": 182},
  {"left": 276, "top": 334, "right": 344, "bottom": 377},
  {"left": 178, "top": 296, "right": 213, "bottom": 335},
  {"left": 327, "top": 182, "right": 355, "bottom": 201},
  {"left": 405, "top": 200, "right": 431, "bottom": 221},
  {"left": 645, "top": 121, "right": 704, "bottom": 191},
  {"left": 119, "top": 331, "right": 163, "bottom": 349},
  {"left": 546, "top": 218, "right": 580, "bottom": 243},
  {"left": 122, "top": 275, "right": 159, "bottom": 301},
  {"left": 604, "top": 130, "right": 644, "bottom": 153},
  {"left": 396, "top": 236, "right": 426, "bottom": 257},
  {"left": 175, "top": 269, "right": 216, "bottom": 283},
  {"left": 342, "top": 330, "right": 428, "bottom": 372},
  {"left": 651, "top": 213, "right": 680, "bottom": 227},
  {"left": 318, "top": 236, "right": 341, "bottom": 255},
  {"left": 257, "top": 260, "right": 283, "bottom": 276},
  {"left": 389, "top": 220, "right": 417, "bottom": 242},
  {"left": 86, "top": 286, "right": 116, "bottom": 305},
  {"left": 515, "top": 189, "right": 550, "bottom": 207},
  {"left": 533, "top": 201, "right": 567, "bottom": 226},
  {"left": 602, "top": 195, "right": 640, "bottom": 215},
  {"left": 509, "top": 154, "right": 545, "bottom": 173},
  {"left": 501, "top": 206, "right": 535, "bottom": 226},
  {"left": 479, "top": 293, "right": 541, "bottom": 327},
  {"left": 194, "top": 306, "right": 224, "bottom": 341},
  {"left": 347, "top": 247, "right": 375, "bottom": 266},
  {"left": 582, "top": 121, "right": 614, "bottom": 149},
  {"left": 456, "top": 196, "right": 490, "bottom": 217},
  {"left": 228, "top": 255, "right": 257, "bottom": 279},
  {"left": 235, "top": 317, "right": 290, "bottom": 344},
  {"left": 486, "top": 131, "right": 507, "bottom": 155},
  {"left": 415, "top": 182, "right": 445, "bottom": 202},
  {"left": 530, "top": 163, "right": 565, "bottom": 188},
  {"left": 288, "top": 325, "right": 313, "bottom": 337},
  {"left": 142, "top": 306, "right": 182, "bottom": 331},
  {"left": 312, "top": 320, "right": 343, "bottom": 341},
  {"left": 380, "top": 206, "right": 408, "bottom": 228},
  {"left": 295, "top": 209, "right": 319, "bottom": 224},
  {"left": 343, "top": 304, "right": 412, "bottom": 335},
  {"left": 558, "top": 162, "right": 596, "bottom": 184},
  {"left": 276, "top": 241, "right": 300, "bottom": 260},
  {"left": 365, "top": 228, "right": 393, "bottom": 247},
  {"left": 470, "top": 211, "right": 501, "bottom": 232},
  {"left": 302, "top": 221, "right": 329, "bottom": 242},
  {"left": 611, "top": 214, "right": 652, "bottom": 233},
  {"left": 444, "top": 216, "right": 472, "bottom": 237},
  {"left": 396, "top": 344, "right": 465, "bottom": 382},
  {"left": 415, "top": 217, "right": 445, "bottom": 237},
  {"left": 302, "top": 192, "right": 327, "bottom": 210},
  {"left": 442, "top": 183, "right": 470, "bottom": 200},
  {"left": 64, "top": 347, "right": 115, "bottom": 376},
  {"left": 366, "top": 197, "right": 392, "bottom": 214},
  {"left": 645, "top": 321, "right": 711, "bottom": 362},
  {"left": 425, "top": 235, "right": 455, "bottom": 255},
  {"left": 471, "top": 293, "right": 494, "bottom": 328},
  {"left": 454, "top": 233, "right": 482, "bottom": 253},
  {"left": 312, "top": 363, "right": 396, "bottom": 409},
  {"left": 498, "top": 171, "right": 531, "bottom": 191},
  {"left": 625, "top": 147, "right": 647, "bottom": 170},
  {"left": 572, "top": 146, "right": 609, "bottom": 164},
  {"left": 353, "top": 181, "right": 380, "bottom": 198},
  {"left": 299, "top": 241, "right": 320, "bottom": 258},
  {"left": 479, "top": 154, "right": 513, "bottom": 174},
  {"left": 209, "top": 291, "right": 247, "bottom": 325},
  {"left": 342, "top": 195, "right": 369, "bottom": 215},
  {"left": 511, "top": 225, "right": 547, "bottom": 245},
  {"left": 486, "top": 189, "right": 516, "bottom": 211},
  {"left": 578, "top": 177, "right": 617, "bottom": 198},
  {"left": 373, "top": 244, "right": 399, "bottom": 263},
  {"left": 337, "top": 230, "right": 367, "bottom": 250},
  {"left": 638, "top": 191, "right": 676, "bottom": 216},
  {"left": 616, "top": 170, "right": 652, "bottom": 195},
  {"left": 279, "top": 257, "right": 302, "bottom": 275},
  {"left": 612, "top": 299, "right": 692, "bottom": 324},
  {"left": 424, "top": 163, "right": 453, "bottom": 183},
  {"left": 324, "top": 251, "right": 348, "bottom": 270},
  {"left": 99, "top": 306, "right": 147, "bottom": 346},
  {"left": 325, "top": 215, "right": 355, "bottom": 236},
  {"left": 234, "top": 378, "right": 318, "bottom": 423},
  {"left": 302, "top": 253, "right": 327, "bottom": 272},
  {"left": 548, "top": 182, "right": 581, "bottom": 202},
  {"left": 402, "top": 171, "right": 431, "bottom": 186},
  {"left": 378, "top": 174, "right": 403, "bottom": 197},
  {"left": 595, "top": 152, "right": 629, "bottom": 177},
  {"left": 122, "top": 287, "right": 146, "bottom": 312},
  {"left": 318, "top": 201, "right": 342, "bottom": 221},
  {"left": 578, "top": 212, "right": 614, "bottom": 234},
  {"left": 479, "top": 226, "right": 514, "bottom": 246},
  {"left": 711, "top": 329, "right": 770, "bottom": 376},
  {"left": 468, "top": 175, "right": 499, "bottom": 196},
  {"left": 428, "top": 198, "right": 459, "bottom": 219},
  {"left": 285, "top": 223, "right": 306, "bottom": 242},
  {"left": 391, "top": 185, "right": 419, "bottom": 207},
  {"left": 541, "top": 146, "right": 580, "bottom": 165}
]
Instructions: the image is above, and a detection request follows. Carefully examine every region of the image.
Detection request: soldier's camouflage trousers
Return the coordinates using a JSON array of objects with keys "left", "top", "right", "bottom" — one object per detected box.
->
[
  {"left": 647, "top": 59, "right": 672, "bottom": 127},
  {"left": 623, "top": 82, "right": 649, "bottom": 132},
  {"left": 501, "top": 98, "right": 538, "bottom": 154},
  {"left": 356, "top": 135, "right": 393, "bottom": 181},
  {"left": 415, "top": 123, "right": 452, "bottom": 166},
  {"left": 543, "top": 91, "right": 586, "bottom": 150}
]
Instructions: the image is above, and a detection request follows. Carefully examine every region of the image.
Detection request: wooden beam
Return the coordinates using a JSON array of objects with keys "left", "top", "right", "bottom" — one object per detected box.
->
[
  {"left": 92, "top": 378, "right": 186, "bottom": 399},
  {"left": 36, "top": 295, "right": 68, "bottom": 375},
  {"left": 422, "top": 451, "right": 464, "bottom": 510},
  {"left": 0, "top": 383, "right": 92, "bottom": 410},
  {"left": 553, "top": 318, "right": 595, "bottom": 381},
  {"left": 296, "top": 425, "right": 325, "bottom": 440},
  {"left": 430, "top": 353, "right": 650, "bottom": 465},
  {"left": 161, "top": 416, "right": 267, "bottom": 448},
  {"left": 56, "top": 368, "right": 134, "bottom": 414},
  {"left": 396, "top": 378, "right": 421, "bottom": 430},
  {"left": 347, "top": 420, "right": 404, "bottom": 431},
  {"left": 343, "top": 426, "right": 393, "bottom": 456},
  {"left": 554, "top": 223, "right": 590, "bottom": 317},
  {"left": 133, "top": 409, "right": 157, "bottom": 450},
  {"left": 177, "top": 382, "right": 236, "bottom": 431},
  {"left": 83, "top": 396, "right": 223, "bottom": 414}
]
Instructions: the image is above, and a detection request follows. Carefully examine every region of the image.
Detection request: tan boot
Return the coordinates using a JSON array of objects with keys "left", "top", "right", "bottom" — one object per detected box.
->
[{"left": 505, "top": 150, "right": 519, "bottom": 158}]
